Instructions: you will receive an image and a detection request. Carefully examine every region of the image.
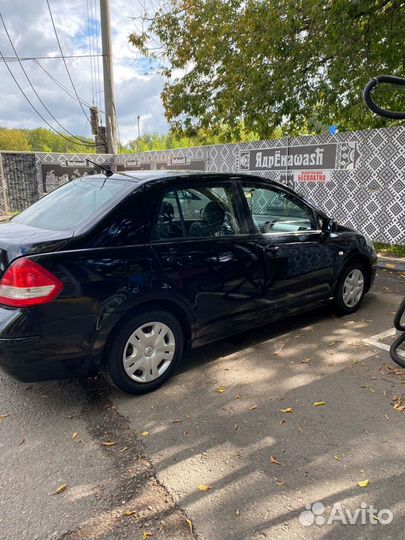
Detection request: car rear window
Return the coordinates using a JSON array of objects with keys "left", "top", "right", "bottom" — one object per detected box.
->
[{"left": 13, "top": 177, "right": 135, "bottom": 232}]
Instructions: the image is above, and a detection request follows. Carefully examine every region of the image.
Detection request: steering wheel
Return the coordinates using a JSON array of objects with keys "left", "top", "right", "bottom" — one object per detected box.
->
[
  {"left": 263, "top": 220, "right": 275, "bottom": 233},
  {"left": 223, "top": 210, "right": 238, "bottom": 231}
]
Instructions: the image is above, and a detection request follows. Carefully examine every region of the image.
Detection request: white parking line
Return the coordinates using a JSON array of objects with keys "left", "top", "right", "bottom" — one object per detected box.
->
[{"left": 364, "top": 328, "right": 396, "bottom": 352}]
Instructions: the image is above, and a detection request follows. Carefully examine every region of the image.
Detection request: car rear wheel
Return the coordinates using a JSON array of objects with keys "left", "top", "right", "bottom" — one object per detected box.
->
[
  {"left": 105, "top": 309, "right": 184, "bottom": 394},
  {"left": 334, "top": 262, "right": 366, "bottom": 315}
]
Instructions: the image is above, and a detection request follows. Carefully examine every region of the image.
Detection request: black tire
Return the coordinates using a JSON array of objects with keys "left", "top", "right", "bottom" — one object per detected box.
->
[
  {"left": 394, "top": 296, "right": 405, "bottom": 332},
  {"left": 334, "top": 261, "right": 366, "bottom": 315},
  {"left": 390, "top": 332, "right": 405, "bottom": 369},
  {"left": 104, "top": 309, "right": 184, "bottom": 395}
]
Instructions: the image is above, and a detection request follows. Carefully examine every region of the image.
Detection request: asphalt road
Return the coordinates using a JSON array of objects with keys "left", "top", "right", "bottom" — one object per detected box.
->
[{"left": 0, "top": 269, "right": 404, "bottom": 540}]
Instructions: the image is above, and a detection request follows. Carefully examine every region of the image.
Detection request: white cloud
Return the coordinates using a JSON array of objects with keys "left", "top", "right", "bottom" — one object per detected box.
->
[{"left": 0, "top": 0, "right": 168, "bottom": 142}]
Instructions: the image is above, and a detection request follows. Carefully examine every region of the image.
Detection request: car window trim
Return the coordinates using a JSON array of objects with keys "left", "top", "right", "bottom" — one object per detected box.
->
[
  {"left": 174, "top": 190, "right": 187, "bottom": 238},
  {"left": 151, "top": 233, "right": 256, "bottom": 245},
  {"left": 247, "top": 230, "right": 324, "bottom": 239}
]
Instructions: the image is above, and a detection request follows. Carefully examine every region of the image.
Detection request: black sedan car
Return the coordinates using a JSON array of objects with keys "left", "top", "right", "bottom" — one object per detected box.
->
[{"left": 0, "top": 171, "right": 377, "bottom": 394}]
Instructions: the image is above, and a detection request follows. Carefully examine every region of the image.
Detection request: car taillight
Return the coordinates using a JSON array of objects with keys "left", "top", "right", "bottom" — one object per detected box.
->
[{"left": 0, "top": 258, "right": 64, "bottom": 308}]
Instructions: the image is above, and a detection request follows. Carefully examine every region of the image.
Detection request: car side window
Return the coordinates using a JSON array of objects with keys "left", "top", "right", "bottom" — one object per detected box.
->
[
  {"left": 241, "top": 183, "right": 316, "bottom": 234},
  {"left": 154, "top": 185, "right": 242, "bottom": 240},
  {"left": 155, "top": 191, "right": 184, "bottom": 240}
]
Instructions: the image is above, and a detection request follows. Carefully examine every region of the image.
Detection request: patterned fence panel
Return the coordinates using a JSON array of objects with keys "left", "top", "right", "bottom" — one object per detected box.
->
[{"left": 1, "top": 126, "right": 404, "bottom": 244}]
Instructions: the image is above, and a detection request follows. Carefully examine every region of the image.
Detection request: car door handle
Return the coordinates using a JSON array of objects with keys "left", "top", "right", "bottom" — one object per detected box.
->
[
  {"left": 163, "top": 255, "right": 192, "bottom": 265},
  {"left": 263, "top": 245, "right": 279, "bottom": 254}
]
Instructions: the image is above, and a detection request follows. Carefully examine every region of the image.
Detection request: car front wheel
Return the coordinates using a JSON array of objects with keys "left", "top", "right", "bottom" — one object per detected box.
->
[
  {"left": 105, "top": 309, "right": 184, "bottom": 394},
  {"left": 334, "top": 262, "right": 366, "bottom": 315}
]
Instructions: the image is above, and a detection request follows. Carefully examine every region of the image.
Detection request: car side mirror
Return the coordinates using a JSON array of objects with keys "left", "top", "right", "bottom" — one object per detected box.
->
[{"left": 322, "top": 217, "right": 337, "bottom": 232}]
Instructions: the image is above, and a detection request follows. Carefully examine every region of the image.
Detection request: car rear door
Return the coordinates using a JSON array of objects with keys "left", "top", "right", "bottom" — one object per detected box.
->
[
  {"left": 151, "top": 179, "right": 263, "bottom": 344},
  {"left": 237, "top": 179, "right": 336, "bottom": 314}
]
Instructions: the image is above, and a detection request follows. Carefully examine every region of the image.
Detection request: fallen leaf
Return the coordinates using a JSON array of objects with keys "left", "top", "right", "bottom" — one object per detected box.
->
[
  {"left": 249, "top": 404, "right": 258, "bottom": 411},
  {"left": 173, "top": 419, "right": 182, "bottom": 424},
  {"left": 280, "top": 419, "right": 287, "bottom": 425},
  {"left": 358, "top": 480, "right": 369, "bottom": 488},
  {"left": 0, "top": 414, "right": 9, "bottom": 421},
  {"left": 334, "top": 455, "right": 342, "bottom": 461},
  {"left": 122, "top": 510, "right": 136, "bottom": 517},
  {"left": 18, "top": 439, "right": 25, "bottom": 446},
  {"left": 140, "top": 431, "right": 150, "bottom": 436},
  {"left": 52, "top": 484, "right": 68, "bottom": 495},
  {"left": 72, "top": 432, "right": 78, "bottom": 439},
  {"left": 185, "top": 518, "right": 193, "bottom": 533},
  {"left": 276, "top": 480, "right": 285, "bottom": 486},
  {"left": 216, "top": 386, "right": 226, "bottom": 393},
  {"left": 313, "top": 401, "right": 327, "bottom": 407},
  {"left": 360, "top": 385, "right": 375, "bottom": 392},
  {"left": 279, "top": 407, "right": 294, "bottom": 413},
  {"left": 235, "top": 509, "right": 241, "bottom": 516},
  {"left": 301, "top": 359, "right": 311, "bottom": 364},
  {"left": 198, "top": 484, "right": 212, "bottom": 491},
  {"left": 143, "top": 532, "right": 152, "bottom": 540},
  {"left": 101, "top": 441, "right": 117, "bottom": 447},
  {"left": 270, "top": 456, "right": 281, "bottom": 465}
]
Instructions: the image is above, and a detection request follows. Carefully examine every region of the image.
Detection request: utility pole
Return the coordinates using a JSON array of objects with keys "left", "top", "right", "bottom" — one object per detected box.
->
[
  {"left": 90, "top": 106, "right": 107, "bottom": 153},
  {"left": 137, "top": 115, "right": 141, "bottom": 139},
  {"left": 100, "top": 0, "right": 118, "bottom": 154}
]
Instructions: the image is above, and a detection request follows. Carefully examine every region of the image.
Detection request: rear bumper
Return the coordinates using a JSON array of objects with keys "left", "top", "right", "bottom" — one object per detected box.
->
[{"left": 0, "top": 308, "right": 101, "bottom": 382}]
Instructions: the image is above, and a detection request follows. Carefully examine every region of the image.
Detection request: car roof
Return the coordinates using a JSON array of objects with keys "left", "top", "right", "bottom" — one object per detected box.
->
[
  {"left": 87, "top": 169, "right": 303, "bottom": 199},
  {"left": 97, "top": 169, "right": 289, "bottom": 188},
  {"left": 108, "top": 170, "right": 235, "bottom": 182}
]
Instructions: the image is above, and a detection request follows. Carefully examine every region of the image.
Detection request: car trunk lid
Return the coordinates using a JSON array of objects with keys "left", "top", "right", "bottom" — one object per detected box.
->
[{"left": 0, "top": 222, "right": 72, "bottom": 278}]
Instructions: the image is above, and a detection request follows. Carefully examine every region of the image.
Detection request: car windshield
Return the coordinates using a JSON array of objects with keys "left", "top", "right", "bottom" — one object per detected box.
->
[{"left": 13, "top": 177, "right": 135, "bottom": 232}]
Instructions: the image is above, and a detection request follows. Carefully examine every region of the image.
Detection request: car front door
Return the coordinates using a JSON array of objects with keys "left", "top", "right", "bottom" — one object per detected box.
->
[
  {"left": 238, "top": 180, "right": 337, "bottom": 314},
  {"left": 151, "top": 180, "right": 264, "bottom": 344}
]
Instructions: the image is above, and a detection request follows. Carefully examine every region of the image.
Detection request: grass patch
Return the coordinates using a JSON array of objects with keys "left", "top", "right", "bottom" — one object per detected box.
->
[{"left": 374, "top": 242, "right": 405, "bottom": 258}]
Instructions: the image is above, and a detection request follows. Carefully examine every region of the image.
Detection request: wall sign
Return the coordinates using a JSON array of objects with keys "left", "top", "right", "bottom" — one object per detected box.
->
[
  {"left": 41, "top": 163, "right": 94, "bottom": 193},
  {"left": 156, "top": 158, "right": 206, "bottom": 171},
  {"left": 239, "top": 142, "right": 360, "bottom": 181}
]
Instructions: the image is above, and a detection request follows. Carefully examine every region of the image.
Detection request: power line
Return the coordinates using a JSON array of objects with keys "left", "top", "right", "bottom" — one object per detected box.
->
[
  {"left": 0, "top": 48, "right": 96, "bottom": 147},
  {"left": 0, "top": 14, "right": 94, "bottom": 146},
  {"left": 0, "top": 54, "right": 104, "bottom": 62},
  {"left": 34, "top": 59, "right": 101, "bottom": 110},
  {"left": 46, "top": 0, "right": 92, "bottom": 126}
]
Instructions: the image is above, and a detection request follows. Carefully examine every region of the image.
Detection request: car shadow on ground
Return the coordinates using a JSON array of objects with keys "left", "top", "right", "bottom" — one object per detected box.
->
[
  {"left": 2, "top": 290, "right": 403, "bottom": 540},
  {"left": 113, "top": 290, "right": 405, "bottom": 540}
]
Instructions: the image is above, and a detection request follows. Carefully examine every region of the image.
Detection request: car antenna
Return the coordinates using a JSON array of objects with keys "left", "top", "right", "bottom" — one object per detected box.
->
[{"left": 86, "top": 158, "right": 114, "bottom": 177}]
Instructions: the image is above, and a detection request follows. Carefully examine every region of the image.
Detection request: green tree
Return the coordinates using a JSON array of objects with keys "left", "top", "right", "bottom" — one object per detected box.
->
[
  {"left": 0, "top": 127, "right": 96, "bottom": 153},
  {"left": 130, "top": 0, "right": 405, "bottom": 138},
  {"left": 0, "top": 128, "right": 31, "bottom": 151}
]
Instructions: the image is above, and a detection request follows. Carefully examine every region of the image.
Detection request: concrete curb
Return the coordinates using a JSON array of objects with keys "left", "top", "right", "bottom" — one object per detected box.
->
[{"left": 377, "top": 257, "right": 405, "bottom": 273}]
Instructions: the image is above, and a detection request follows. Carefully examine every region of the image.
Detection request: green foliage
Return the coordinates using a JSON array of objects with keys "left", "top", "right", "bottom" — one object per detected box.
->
[
  {"left": 0, "top": 129, "right": 31, "bottom": 151},
  {"left": 374, "top": 242, "right": 405, "bottom": 256},
  {"left": 122, "top": 123, "right": 271, "bottom": 152},
  {"left": 129, "top": 0, "right": 405, "bottom": 138},
  {"left": 0, "top": 127, "right": 95, "bottom": 153}
]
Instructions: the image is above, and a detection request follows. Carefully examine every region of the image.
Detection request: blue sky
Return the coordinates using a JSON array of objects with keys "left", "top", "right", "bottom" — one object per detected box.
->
[{"left": 0, "top": 0, "right": 168, "bottom": 142}]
